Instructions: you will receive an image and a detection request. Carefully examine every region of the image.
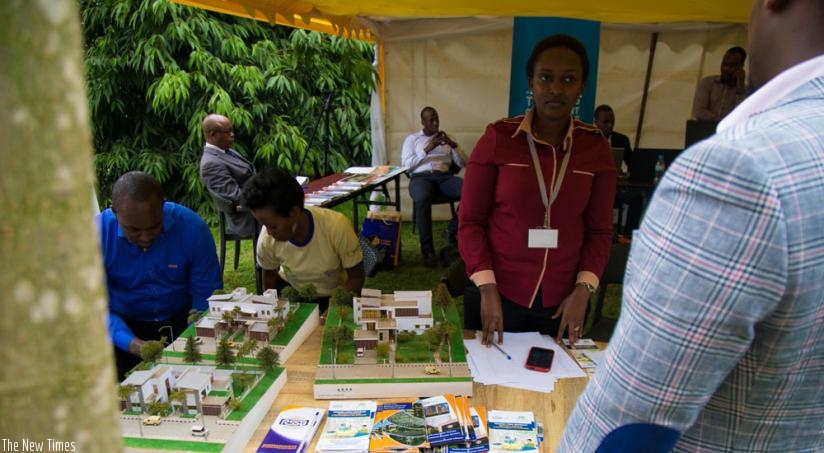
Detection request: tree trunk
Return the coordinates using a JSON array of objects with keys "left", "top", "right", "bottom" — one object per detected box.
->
[{"left": 0, "top": 1, "right": 121, "bottom": 451}]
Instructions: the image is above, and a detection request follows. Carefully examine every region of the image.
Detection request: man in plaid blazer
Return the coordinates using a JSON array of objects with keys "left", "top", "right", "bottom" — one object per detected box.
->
[{"left": 561, "top": 0, "right": 824, "bottom": 451}]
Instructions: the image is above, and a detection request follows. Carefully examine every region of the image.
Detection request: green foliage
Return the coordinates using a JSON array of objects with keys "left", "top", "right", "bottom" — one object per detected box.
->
[
  {"left": 337, "top": 352, "right": 352, "bottom": 364},
  {"left": 183, "top": 336, "right": 202, "bottom": 363},
  {"left": 281, "top": 284, "right": 319, "bottom": 305},
  {"left": 256, "top": 346, "right": 280, "bottom": 374},
  {"left": 215, "top": 337, "right": 235, "bottom": 367},
  {"left": 81, "top": 0, "right": 376, "bottom": 219},
  {"left": 140, "top": 338, "right": 165, "bottom": 364},
  {"left": 146, "top": 401, "right": 171, "bottom": 416},
  {"left": 330, "top": 287, "right": 354, "bottom": 307}
]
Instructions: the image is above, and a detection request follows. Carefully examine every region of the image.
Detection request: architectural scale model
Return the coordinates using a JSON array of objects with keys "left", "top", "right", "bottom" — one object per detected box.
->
[
  {"left": 119, "top": 288, "right": 319, "bottom": 452},
  {"left": 314, "top": 287, "right": 473, "bottom": 399}
]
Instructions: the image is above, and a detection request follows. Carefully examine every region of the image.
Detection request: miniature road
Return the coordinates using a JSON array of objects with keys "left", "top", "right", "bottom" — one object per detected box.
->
[{"left": 120, "top": 415, "right": 238, "bottom": 445}]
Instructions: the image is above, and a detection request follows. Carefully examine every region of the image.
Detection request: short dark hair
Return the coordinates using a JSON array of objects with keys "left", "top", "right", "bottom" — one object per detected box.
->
[
  {"left": 727, "top": 46, "right": 747, "bottom": 63},
  {"left": 241, "top": 167, "right": 304, "bottom": 217},
  {"left": 111, "top": 171, "right": 163, "bottom": 212},
  {"left": 594, "top": 104, "right": 614, "bottom": 116},
  {"left": 526, "top": 34, "right": 590, "bottom": 81},
  {"left": 420, "top": 106, "right": 437, "bottom": 119}
]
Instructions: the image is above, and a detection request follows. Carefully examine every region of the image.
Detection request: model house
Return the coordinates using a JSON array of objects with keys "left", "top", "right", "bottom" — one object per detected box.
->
[
  {"left": 195, "top": 288, "right": 290, "bottom": 342},
  {"left": 353, "top": 288, "right": 434, "bottom": 350},
  {"left": 121, "top": 364, "right": 234, "bottom": 417}
]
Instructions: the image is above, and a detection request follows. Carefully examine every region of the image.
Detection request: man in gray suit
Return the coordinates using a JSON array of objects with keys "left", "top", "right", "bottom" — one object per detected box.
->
[{"left": 199, "top": 114, "right": 257, "bottom": 237}]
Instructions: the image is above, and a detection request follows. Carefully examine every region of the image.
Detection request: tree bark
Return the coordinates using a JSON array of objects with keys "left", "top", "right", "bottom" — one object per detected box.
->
[{"left": 0, "top": 1, "right": 121, "bottom": 450}]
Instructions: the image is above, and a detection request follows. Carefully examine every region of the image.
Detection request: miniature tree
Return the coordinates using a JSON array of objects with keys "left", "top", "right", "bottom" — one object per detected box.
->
[
  {"left": 146, "top": 401, "right": 171, "bottom": 417},
  {"left": 228, "top": 398, "right": 243, "bottom": 412},
  {"left": 330, "top": 287, "right": 354, "bottom": 307},
  {"left": 215, "top": 337, "right": 235, "bottom": 368},
  {"left": 256, "top": 346, "right": 280, "bottom": 374},
  {"left": 183, "top": 336, "right": 202, "bottom": 364},
  {"left": 433, "top": 283, "right": 451, "bottom": 313},
  {"left": 169, "top": 390, "right": 187, "bottom": 415},
  {"left": 336, "top": 305, "right": 353, "bottom": 323},
  {"left": 376, "top": 343, "right": 390, "bottom": 363},
  {"left": 140, "top": 338, "right": 166, "bottom": 365},
  {"left": 118, "top": 385, "right": 135, "bottom": 412},
  {"left": 238, "top": 338, "right": 258, "bottom": 365},
  {"left": 187, "top": 308, "right": 202, "bottom": 325},
  {"left": 234, "top": 372, "right": 255, "bottom": 395},
  {"left": 283, "top": 284, "right": 319, "bottom": 305},
  {"left": 221, "top": 310, "right": 236, "bottom": 336}
]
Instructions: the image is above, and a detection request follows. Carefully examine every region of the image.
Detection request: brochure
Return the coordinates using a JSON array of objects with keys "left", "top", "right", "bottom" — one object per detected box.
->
[
  {"left": 256, "top": 405, "right": 325, "bottom": 453},
  {"left": 316, "top": 400, "right": 377, "bottom": 453}
]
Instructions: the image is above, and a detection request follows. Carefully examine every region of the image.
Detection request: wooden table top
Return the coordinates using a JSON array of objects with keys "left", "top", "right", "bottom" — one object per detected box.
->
[{"left": 243, "top": 326, "right": 591, "bottom": 452}]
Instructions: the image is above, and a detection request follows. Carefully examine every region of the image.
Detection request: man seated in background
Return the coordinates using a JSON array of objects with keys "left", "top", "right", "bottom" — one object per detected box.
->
[
  {"left": 99, "top": 171, "right": 222, "bottom": 380},
  {"left": 594, "top": 104, "right": 644, "bottom": 242},
  {"left": 242, "top": 167, "right": 365, "bottom": 314},
  {"left": 691, "top": 46, "right": 748, "bottom": 121},
  {"left": 200, "top": 113, "right": 257, "bottom": 237},
  {"left": 401, "top": 106, "right": 466, "bottom": 267}
]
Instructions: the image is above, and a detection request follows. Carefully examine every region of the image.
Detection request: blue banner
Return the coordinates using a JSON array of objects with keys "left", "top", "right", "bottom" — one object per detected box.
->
[{"left": 508, "top": 17, "right": 600, "bottom": 124}]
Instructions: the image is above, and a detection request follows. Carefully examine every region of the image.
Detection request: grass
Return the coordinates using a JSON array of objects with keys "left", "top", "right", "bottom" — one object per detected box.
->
[
  {"left": 212, "top": 199, "right": 621, "bottom": 332},
  {"left": 123, "top": 438, "right": 224, "bottom": 452}
]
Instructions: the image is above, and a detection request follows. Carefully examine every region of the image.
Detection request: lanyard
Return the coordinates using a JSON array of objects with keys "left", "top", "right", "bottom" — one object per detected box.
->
[{"left": 527, "top": 135, "right": 571, "bottom": 228}]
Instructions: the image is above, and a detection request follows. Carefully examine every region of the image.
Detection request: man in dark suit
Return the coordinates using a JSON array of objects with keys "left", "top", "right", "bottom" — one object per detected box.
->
[
  {"left": 594, "top": 104, "right": 644, "bottom": 241},
  {"left": 199, "top": 114, "right": 257, "bottom": 237}
]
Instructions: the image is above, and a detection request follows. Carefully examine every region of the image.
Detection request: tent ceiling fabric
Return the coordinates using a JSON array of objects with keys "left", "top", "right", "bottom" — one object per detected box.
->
[{"left": 171, "top": 0, "right": 751, "bottom": 38}]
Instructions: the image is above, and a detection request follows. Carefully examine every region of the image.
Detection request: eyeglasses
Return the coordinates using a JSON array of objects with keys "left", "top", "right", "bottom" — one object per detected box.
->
[{"left": 213, "top": 128, "right": 234, "bottom": 134}]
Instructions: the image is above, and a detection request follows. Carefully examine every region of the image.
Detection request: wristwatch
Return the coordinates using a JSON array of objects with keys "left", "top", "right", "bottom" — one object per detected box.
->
[{"left": 576, "top": 281, "right": 597, "bottom": 294}]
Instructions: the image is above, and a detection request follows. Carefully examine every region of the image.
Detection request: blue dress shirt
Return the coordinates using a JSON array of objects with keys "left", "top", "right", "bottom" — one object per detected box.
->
[{"left": 99, "top": 202, "right": 222, "bottom": 351}]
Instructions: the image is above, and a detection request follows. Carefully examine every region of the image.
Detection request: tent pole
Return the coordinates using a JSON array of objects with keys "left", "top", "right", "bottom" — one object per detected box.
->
[{"left": 635, "top": 32, "right": 658, "bottom": 150}]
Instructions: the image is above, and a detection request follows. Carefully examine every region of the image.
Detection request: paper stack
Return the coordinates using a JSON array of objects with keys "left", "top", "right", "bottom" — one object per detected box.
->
[{"left": 464, "top": 331, "right": 586, "bottom": 393}]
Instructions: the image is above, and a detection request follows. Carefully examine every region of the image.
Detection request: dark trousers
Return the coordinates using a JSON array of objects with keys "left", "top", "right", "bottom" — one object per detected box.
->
[
  {"left": 275, "top": 277, "right": 331, "bottom": 315},
  {"left": 615, "top": 188, "right": 645, "bottom": 236},
  {"left": 463, "top": 285, "right": 572, "bottom": 337},
  {"left": 114, "top": 303, "right": 191, "bottom": 381},
  {"left": 409, "top": 172, "right": 462, "bottom": 254}
]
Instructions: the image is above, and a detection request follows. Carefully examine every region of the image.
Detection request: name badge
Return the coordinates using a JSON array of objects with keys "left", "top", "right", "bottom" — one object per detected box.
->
[{"left": 528, "top": 228, "right": 558, "bottom": 249}]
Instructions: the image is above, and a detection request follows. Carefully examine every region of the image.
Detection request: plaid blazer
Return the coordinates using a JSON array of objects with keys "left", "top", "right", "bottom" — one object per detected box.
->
[{"left": 561, "top": 76, "right": 824, "bottom": 452}]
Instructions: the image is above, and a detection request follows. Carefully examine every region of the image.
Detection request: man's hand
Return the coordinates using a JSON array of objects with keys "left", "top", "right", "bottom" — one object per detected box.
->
[
  {"left": 439, "top": 131, "right": 458, "bottom": 149},
  {"left": 128, "top": 338, "right": 146, "bottom": 357},
  {"left": 425, "top": 132, "right": 442, "bottom": 153}
]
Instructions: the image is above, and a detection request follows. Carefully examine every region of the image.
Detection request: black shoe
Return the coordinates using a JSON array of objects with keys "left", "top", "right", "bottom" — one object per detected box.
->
[{"left": 423, "top": 252, "right": 437, "bottom": 267}]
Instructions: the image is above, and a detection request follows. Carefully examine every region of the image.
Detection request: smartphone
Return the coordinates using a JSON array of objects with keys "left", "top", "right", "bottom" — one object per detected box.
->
[{"left": 525, "top": 346, "right": 555, "bottom": 372}]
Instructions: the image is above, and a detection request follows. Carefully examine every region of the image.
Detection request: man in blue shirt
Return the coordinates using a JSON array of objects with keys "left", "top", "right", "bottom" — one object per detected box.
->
[{"left": 99, "top": 171, "right": 222, "bottom": 380}]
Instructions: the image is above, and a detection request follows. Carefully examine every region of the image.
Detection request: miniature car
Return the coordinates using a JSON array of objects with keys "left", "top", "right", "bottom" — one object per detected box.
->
[
  {"left": 424, "top": 366, "right": 441, "bottom": 375},
  {"left": 193, "top": 336, "right": 203, "bottom": 344},
  {"left": 142, "top": 415, "right": 162, "bottom": 426},
  {"left": 356, "top": 347, "right": 365, "bottom": 357},
  {"left": 191, "top": 425, "right": 208, "bottom": 437}
]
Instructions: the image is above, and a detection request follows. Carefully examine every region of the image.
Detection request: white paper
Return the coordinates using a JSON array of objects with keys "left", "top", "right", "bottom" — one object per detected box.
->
[
  {"left": 464, "top": 331, "right": 586, "bottom": 393},
  {"left": 344, "top": 166, "right": 376, "bottom": 174}
]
